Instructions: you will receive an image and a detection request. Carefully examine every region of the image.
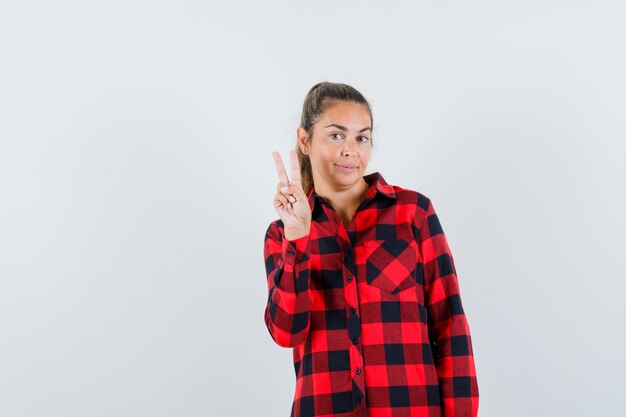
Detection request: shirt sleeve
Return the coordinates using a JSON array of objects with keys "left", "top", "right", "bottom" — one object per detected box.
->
[
  {"left": 415, "top": 197, "right": 479, "bottom": 417},
  {"left": 263, "top": 220, "right": 313, "bottom": 348}
]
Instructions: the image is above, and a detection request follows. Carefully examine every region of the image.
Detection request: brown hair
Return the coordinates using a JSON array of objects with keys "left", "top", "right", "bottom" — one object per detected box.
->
[{"left": 296, "top": 81, "right": 374, "bottom": 196}]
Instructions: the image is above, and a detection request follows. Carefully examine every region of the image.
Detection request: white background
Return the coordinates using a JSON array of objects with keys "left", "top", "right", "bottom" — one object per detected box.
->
[{"left": 1, "top": 1, "right": 625, "bottom": 416}]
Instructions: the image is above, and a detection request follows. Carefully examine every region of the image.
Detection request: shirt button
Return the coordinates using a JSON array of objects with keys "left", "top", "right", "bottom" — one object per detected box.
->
[
  {"left": 347, "top": 275, "right": 353, "bottom": 282},
  {"left": 355, "top": 368, "right": 361, "bottom": 375},
  {"left": 350, "top": 307, "right": 356, "bottom": 314},
  {"left": 288, "top": 250, "right": 295, "bottom": 256},
  {"left": 352, "top": 338, "right": 358, "bottom": 345}
]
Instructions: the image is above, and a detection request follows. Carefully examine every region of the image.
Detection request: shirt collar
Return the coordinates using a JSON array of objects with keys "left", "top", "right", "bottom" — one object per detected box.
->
[{"left": 306, "top": 171, "right": 396, "bottom": 213}]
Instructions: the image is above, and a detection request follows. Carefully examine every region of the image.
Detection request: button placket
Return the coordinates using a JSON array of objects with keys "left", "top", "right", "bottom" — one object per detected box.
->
[{"left": 343, "top": 246, "right": 363, "bottom": 387}]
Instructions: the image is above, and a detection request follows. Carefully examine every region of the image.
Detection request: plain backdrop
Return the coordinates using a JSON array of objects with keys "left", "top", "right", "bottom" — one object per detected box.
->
[{"left": 1, "top": 1, "right": 625, "bottom": 416}]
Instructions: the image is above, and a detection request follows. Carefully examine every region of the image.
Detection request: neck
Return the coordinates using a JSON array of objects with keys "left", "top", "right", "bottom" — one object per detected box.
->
[{"left": 315, "top": 177, "right": 369, "bottom": 211}]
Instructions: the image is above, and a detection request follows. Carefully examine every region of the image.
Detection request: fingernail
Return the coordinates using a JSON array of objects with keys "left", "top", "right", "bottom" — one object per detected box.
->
[
  {"left": 289, "top": 196, "right": 296, "bottom": 203},
  {"left": 281, "top": 186, "right": 289, "bottom": 192}
]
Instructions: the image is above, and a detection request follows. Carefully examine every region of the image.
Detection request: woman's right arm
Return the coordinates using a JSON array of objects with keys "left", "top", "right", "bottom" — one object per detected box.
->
[
  {"left": 263, "top": 220, "right": 312, "bottom": 347},
  {"left": 263, "top": 150, "right": 313, "bottom": 348}
]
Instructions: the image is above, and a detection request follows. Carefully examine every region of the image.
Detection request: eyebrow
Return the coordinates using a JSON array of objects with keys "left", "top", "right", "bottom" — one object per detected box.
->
[{"left": 324, "top": 124, "right": 371, "bottom": 133}]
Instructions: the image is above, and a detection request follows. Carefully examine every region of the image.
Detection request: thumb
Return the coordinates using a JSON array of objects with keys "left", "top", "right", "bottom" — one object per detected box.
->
[
  {"left": 290, "top": 182, "right": 308, "bottom": 202},
  {"left": 279, "top": 182, "right": 308, "bottom": 202}
]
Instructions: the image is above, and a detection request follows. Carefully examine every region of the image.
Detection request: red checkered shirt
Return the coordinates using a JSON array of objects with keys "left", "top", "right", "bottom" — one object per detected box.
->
[{"left": 263, "top": 172, "right": 479, "bottom": 417}]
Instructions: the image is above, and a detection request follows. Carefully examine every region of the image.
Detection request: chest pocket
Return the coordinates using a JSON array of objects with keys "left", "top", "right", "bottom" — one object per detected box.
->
[{"left": 364, "top": 238, "right": 417, "bottom": 294}]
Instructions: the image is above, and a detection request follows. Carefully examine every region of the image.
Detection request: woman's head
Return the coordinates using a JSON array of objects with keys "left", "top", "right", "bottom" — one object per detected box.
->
[{"left": 296, "top": 82, "right": 374, "bottom": 196}]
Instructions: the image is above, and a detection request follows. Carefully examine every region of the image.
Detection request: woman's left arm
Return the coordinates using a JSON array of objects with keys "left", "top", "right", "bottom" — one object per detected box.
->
[{"left": 414, "top": 195, "right": 479, "bottom": 417}]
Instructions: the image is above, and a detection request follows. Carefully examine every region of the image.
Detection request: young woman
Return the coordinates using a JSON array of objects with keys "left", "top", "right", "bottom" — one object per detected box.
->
[{"left": 263, "top": 82, "right": 479, "bottom": 417}]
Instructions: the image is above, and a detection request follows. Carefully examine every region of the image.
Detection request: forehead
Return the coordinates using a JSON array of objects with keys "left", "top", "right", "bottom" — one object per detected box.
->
[{"left": 318, "top": 100, "right": 371, "bottom": 128}]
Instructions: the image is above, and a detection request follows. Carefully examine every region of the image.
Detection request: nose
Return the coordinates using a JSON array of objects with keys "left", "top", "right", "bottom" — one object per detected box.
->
[{"left": 341, "top": 137, "right": 358, "bottom": 156}]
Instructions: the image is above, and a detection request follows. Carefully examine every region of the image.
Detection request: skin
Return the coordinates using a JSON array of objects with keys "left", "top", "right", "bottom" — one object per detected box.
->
[
  {"left": 272, "top": 149, "right": 311, "bottom": 241},
  {"left": 273, "top": 100, "right": 373, "bottom": 237}
]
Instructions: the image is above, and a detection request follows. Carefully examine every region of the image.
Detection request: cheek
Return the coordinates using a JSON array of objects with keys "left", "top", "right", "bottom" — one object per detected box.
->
[
  {"left": 320, "top": 144, "right": 341, "bottom": 157},
  {"left": 310, "top": 145, "right": 337, "bottom": 163}
]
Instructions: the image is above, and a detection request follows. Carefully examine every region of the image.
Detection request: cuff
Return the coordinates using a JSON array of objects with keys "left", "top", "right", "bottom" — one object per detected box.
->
[{"left": 281, "top": 233, "right": 310, "bottom": 265}]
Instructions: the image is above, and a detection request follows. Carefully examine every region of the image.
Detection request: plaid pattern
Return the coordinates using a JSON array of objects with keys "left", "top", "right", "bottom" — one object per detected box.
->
[{"left": 263, "top": 172, "right": 478, "bottom": 417}]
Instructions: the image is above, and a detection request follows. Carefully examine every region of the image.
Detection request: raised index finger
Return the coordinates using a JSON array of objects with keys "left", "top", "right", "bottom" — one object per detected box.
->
[
  {"left": 289, "top": 149, "right": 301, "bottom": 186},
  {"left": 272, "top": 151, "right": 290, "bottom": 184}
]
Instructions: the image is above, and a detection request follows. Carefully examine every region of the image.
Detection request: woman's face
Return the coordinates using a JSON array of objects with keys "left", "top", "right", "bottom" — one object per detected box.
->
[{"left": 298, "top": 100, "right": 372, "bottom": 193}]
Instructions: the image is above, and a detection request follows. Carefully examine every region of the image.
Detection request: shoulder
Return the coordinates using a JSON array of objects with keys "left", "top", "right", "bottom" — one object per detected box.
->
[
  {"left": 381, "top": 176, "right": 432, "bottom": 218},
  {"left": 395, "top": 185, "right": 431, "bottom": 210}
]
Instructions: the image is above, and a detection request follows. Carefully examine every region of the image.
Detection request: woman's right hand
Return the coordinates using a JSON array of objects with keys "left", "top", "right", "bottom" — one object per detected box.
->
[{"left": 272, "top": 150, "right": 311, "bottom": 240}]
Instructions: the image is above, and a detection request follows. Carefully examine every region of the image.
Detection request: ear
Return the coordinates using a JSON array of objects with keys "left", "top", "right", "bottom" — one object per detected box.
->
[{"left": 297, "top": 127, "right": 309, "bottom": 155}]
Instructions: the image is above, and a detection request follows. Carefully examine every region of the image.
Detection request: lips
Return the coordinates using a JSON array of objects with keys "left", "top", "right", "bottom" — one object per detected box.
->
[{"left": 336, "top": 164, "right": 358, "bottom": 173}]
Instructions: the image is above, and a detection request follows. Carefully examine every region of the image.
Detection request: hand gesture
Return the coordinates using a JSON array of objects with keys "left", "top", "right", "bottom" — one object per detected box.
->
[{"left": 272, "top": 150, "right": 311, "bottom": 240}]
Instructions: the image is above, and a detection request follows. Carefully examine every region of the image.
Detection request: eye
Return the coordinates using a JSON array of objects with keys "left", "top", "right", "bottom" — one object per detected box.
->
[
  {"left": 359, "top": 136, "right": 370, "bottom": 142},
  {"left": 330, "top": 133, "right": 343, "bottom": 140}
]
